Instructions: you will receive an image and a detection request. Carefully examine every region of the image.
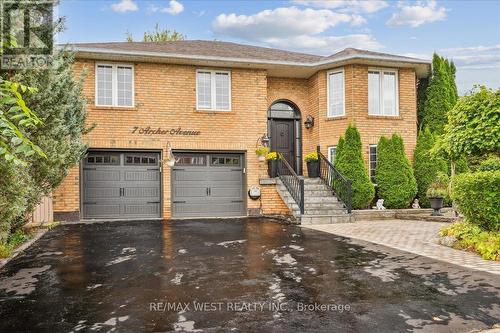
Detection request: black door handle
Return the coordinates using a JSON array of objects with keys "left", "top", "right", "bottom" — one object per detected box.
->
[{"left": 208, "top": 187, "right": 211, "bottom": 196}]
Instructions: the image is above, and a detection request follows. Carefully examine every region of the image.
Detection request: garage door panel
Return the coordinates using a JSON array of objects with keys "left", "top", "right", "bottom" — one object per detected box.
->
[
  {"left": 209, "top": 170, "right": 242, "bottom": 181},
  {"left": 83, "top": 204, "right": 121, "bottom": 218},
  {"left": 84, "top": 187, "right": 121, "bottom": 200},
  {"left": 82, "top": 152, "right": 161, "bottom": 219},
  {"left": 172, "top": 202, "right": 214, "bottom": 217},
  {"left": 173, "top": 169, "right": 207, "bottom": 182},
  {"left": 124, "top": 187, "right": 160, "bottom": 198},
  {"left": 172, "top": 153, "right": 245, "bottom": 218},
  {"left": 124, "top": 170, "right": 160, "bottom": 182},
  {"left": 173, "top": 187, "right": 207, "bottom": 199},
  {"left": 122, "top": 203, "right": 160, "bottom": 216},
  {"left": 84, "top": 170, "right": 120, "bottom": 182},
  {"left": 210, "top": 187, "right": 242, "bottom": 198}
]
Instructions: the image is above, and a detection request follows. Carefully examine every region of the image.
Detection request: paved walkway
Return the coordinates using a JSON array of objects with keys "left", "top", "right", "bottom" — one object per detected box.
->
[{"left": 302, "top": 220, "right": 500, "bottom": 275}]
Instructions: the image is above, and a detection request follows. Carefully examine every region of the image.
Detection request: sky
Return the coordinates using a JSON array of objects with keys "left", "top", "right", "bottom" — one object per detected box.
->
[{"left": 57, "top": 0, "right": 500, "bottom": 93}]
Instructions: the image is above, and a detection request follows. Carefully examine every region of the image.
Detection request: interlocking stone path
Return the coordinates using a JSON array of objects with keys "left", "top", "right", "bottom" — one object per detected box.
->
[{"left": 303, "top": 220, "right": 500, "bottom": 275}]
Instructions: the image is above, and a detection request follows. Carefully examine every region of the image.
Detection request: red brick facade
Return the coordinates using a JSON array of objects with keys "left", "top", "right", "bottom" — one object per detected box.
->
[{"left": 52, "top": 58, "right": 418, "bottom": 220}]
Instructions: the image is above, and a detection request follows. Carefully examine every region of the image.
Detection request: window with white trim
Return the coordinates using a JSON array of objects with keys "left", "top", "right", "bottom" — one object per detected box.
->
[
  {"left": 369, "top": 145, "right": 377, "bottom": 182},
  {"left": 327, "top": 69, "right": 345, "bottom": 117},
  {"left": 96, "top": 64, "right": 134, "bottom": 107},
  {"left": 196, "top": 70, "right": 231, "bottom": 110},
  {"left": 328, "top": 146, "right": 337, "bottom": 165},
  {"left": 368, "top": 69, "right": 398, "bottom": 116}
]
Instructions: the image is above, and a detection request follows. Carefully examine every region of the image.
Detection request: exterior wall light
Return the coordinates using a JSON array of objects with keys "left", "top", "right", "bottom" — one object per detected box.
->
[
  {"left": 304, "top": 115, "right": 315, "bottom": 129},
  {"left": 260, "top": 134, "right": 270, "bottom": 147}
]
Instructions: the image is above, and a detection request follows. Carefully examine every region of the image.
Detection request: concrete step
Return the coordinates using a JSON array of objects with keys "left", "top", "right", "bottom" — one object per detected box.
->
[
  {"left": 300, "top": 214, "right": 352, "bottom": 225},
  {"left": 304, "top": 190, "right": 335, "bottom": 196},
  {"left": 280, "top": 194, "right": 340, "bottom": 204},
  {"left": 278, "top": 185, "right": 333, "bottom": 194},
  {"left": 304, "top": 209, "right": 348, "bottom": 215},
  {"left": 304, "top": 196, "right": 339, "bottom": 204},
  {"left": 303, "top": 184, "right": 330, "bottom": 191},
  {"left": 289, "top": 202, "right": 345, "bottom": 211},
  {"left": 303, "top": 178, "right": 324, "bottom": 184}
]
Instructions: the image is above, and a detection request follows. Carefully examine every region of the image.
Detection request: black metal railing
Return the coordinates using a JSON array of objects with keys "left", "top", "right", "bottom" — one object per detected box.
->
[
  {"left": 277, "top": 154, "right": 304, "bottom": 215},
  {"left": 317, "top": 146, "right": 352, "bottom": 213}
]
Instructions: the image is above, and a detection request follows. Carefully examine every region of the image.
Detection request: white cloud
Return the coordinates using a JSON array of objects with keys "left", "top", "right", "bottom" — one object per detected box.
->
[
  {"left": 266, "top": 34, "right": 383, "bottom": 55},
  {"left": 293, "top": 0, "right": 389, "bottom": 14},
  {"left": 212, "top": 6, "right": 381, "bottom": 55},
  {"left": 150, "top": 0, "right": 184, "bottom": 15},
  {"left": 387, "top": 0, "right": 447, "bottom": 27},
  {"left": 404, "top": 44, "right": 500, "bottom": 92},
  {"left": 111, "top": 0, "right": 138, "bottom": 13},
  {"left": 440, "top": 44, "right": 500, "bottom": 54},
  {"left": 213, "top": 7, "right": 365, "bottom": 40}
]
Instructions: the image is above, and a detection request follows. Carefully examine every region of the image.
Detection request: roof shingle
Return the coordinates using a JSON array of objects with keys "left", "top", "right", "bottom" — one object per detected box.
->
[{"left": 71, "top": 40, "right": 325, "bottom": 63}]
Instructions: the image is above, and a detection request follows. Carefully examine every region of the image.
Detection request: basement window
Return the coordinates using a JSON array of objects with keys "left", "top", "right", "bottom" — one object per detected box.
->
[
  {"left": 369, "top": 145, "right": 377, "bottom": 182},
  {"left": 196, "top": 70, "right": 231, "bottom": 111},
  {"left": 96, "top": 63, "right": 134, "bottom": 107},
  {"left": 328, "top": 146, "right": 337, "bottom": 164}
]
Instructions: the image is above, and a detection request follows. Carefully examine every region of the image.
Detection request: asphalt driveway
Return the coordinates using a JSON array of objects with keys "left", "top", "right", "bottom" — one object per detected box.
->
[{"left": 0, "top": 218, "right": 498, "bottom": 332}]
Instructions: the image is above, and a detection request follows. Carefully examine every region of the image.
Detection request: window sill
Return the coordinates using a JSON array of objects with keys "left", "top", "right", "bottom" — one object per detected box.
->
[
  {"left": 366, "top": 114, "right": 402, "bottom": 120},
  {"left": 93, "top": 106, "right": 137, "bottom": 111},
  {"left": 195, "top": 109, "right": 232, "bottom": 113},
  {"left": 325, "top": 115, "right": 348, "bottom": 121}
]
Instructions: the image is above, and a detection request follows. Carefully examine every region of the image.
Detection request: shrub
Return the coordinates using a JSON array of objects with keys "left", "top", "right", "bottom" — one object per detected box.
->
[
  {"left": 0, "top": 230, "right": 33, "bottom": 259},
  {"left": 440, "top": 222, "right": 500, "bottom": 260},
  {"left": 477, "top": 155, "right": 500, "bottom": 172},
  {"left": 265, "top": 152, "right": 278, "bottom": 161},
  {"left": 255, "top": 146, "right": 269, "bottom": 157},
  {"left": 421, "top": 54, "right": 458, "bottom": 133},
  {"left": 413, "top": 128, "right": 448, "bottom": 207},
  {"left": 0, "top": 163, "right": 33, "bottom": 243},
  {"left": 334, "top": 125, "right": 374, "bottom": 209},
  {"left": 426, "top": 172, "right": 449, "bottom": 198},
  {"left": 451, "top": 170, "right": 500, "bottom": 231},
  {"left": 304, "top": 152, "right": 318, "bottom": 162},
  {"left": 375, "top": 134, "right": 417, "bottom": 208}
]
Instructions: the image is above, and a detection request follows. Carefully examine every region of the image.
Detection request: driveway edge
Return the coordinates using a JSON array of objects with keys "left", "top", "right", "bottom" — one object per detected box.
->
[{"left": 0, "top": 228, "right": 48, "bottom": 270}]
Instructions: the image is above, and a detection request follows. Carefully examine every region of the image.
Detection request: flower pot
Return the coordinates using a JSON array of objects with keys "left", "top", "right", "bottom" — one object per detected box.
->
[
  {"left": 428, "top": 197, "right": 444, "bottom": 216},
  {"left": 306, "top": 160, "right": 319, "bottom": 178},
  {"left": 258, "top": 155, "right": 266, "bottom": 162},
  {"left": 268, "top": 159, "right": 278, "bottom": 178}
]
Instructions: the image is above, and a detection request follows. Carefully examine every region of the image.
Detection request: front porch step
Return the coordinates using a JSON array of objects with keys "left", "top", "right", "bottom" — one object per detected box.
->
[
  {"left": 276, "top": 178, "right": 351, "bottom": 225},
  {"left": 289, "top": 202, "right": 345, "bottom": 211},
  {"left": 300, "top": 214, "right": 352, "bottom": 225}
]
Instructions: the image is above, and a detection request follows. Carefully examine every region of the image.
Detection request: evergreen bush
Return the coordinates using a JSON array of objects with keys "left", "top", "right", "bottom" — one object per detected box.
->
[
  {"left": 375, "top": 134, "right": 417, "bottom": 208},
  {"left": 413, "top": 128, "right": 448, "bottom": 207},
  {"left": 452, "top": 171, "right": 500, "bottom": 232},
  {"left": 334, "top": 125, "right": 374, "bottom": 209}
]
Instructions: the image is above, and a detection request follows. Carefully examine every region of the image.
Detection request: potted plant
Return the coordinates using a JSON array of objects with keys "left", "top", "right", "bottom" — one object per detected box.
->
[
  {"left": 266, "top": 152, "right": 279, "bottom": 177},
  {"left": 305, "top": 152, "right": 319, "bottom": 178},
  {"left": 255, "top": 146, "right": 270, "bottom": 161},
  {"left": 426, "top": 173, "right": 449, "bottom": 216}
]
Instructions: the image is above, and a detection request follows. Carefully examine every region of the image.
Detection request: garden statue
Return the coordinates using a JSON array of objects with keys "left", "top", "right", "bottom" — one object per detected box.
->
[
  {"left": 373, "top": 199, "right": 386, "bottom": 210},
  {"left": 412, "top": 199, "right": 420, "bottom": 209}
]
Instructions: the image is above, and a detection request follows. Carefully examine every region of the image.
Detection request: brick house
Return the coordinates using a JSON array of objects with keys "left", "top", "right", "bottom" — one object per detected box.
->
[{"left": 52, "top": 40, "right": 430, "bottom": 222}]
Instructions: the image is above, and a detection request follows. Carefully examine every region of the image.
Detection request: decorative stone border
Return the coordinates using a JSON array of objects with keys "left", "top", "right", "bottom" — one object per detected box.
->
[{"left": 352, "top": 208, "right": 460, "bottom": 223}]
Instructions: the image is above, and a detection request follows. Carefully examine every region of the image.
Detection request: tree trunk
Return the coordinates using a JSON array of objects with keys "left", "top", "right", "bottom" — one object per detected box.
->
[{"left": 450, "top": 161, "right": 458, "bottom": 217}]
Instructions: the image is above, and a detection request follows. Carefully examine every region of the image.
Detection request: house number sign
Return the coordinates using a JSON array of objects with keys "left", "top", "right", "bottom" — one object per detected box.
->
[{"left": 131, "top": 126, "right": 201, "bottom": 136}]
